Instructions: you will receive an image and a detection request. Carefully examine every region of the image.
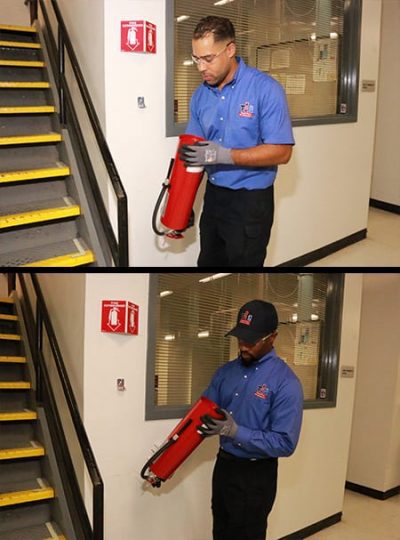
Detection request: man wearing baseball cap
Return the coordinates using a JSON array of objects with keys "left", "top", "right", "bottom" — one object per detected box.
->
[{"left": 200, "top": 299, "right": 303, "bottom": 540}]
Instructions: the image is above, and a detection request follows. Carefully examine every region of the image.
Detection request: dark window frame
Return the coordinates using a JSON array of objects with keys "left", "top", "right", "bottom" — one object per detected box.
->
[{"left": 145, "top": 273, "right": 344, "bottom": 420}]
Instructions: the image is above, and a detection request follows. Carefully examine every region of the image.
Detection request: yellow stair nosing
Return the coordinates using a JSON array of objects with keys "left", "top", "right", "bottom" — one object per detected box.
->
[
  {"left": 0, "top": 81, "right": 50, "bottom": 88},
  {"left": 0, "top": 410, "right": 37, "bottom": 421},
  {"left": 23, "top": 249, "right": 95, "bottom": 268},
  {"left": 0, "top": 333, "right": 21, "bottom": 341},
  {"left": 0, "top": 203, "right": 80, "bottom": 229},
  {"left": 0, "top": 314, "right": 18, "bottom": 321},
  {"left": 0, "top": 487, "right": 54, "bottom": 507},
  {"left": 0, "top": 297, "right": 14, "bottom": 303},
  {"left": 0, "top": 105, "right": 55, "bottom": 114},
  {"left": 0, "top": 24, "right": 37, "bottom": 34},
  {"left": 0, "top": 381, "right": 31, "bottom": 390},
  {"left": 0, "top": 133, "right": 62, "bottom": 146},
  {"left": 0, "top": 60, "right": 44, "bottom": 68},
  {"left": 0, "top": 444, "right": 45, "bottom": 460},
  {"left": 0, "top": 40, "right": 41, "bottom": 49},
  {"left": 0, "top": 356, "right": 26, "bottom": 363},
  {"left": 0, "top": 164, "right": 70, "bottom": 184}
]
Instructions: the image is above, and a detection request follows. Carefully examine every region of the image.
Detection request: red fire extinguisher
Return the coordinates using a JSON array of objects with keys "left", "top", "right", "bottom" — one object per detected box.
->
[
  {"left": 152, "top": 134, "right": 205, "bottom": 239},
  {"left": 141, "top": 396, "right": 223, "bottom": 487}
]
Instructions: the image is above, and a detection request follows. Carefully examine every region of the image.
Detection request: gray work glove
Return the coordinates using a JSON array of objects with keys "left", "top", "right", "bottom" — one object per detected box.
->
[
  {"left": 198, "top": 408, "right": 238, "bottom": 438},
  {"left": 179, "top": 141, "right": 234, "bottom": 166}
]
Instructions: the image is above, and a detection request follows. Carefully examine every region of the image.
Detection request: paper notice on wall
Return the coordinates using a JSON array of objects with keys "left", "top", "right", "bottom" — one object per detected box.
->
[
  {"left": 286, "top": 74, "right": 306, "bottom": 95},
  {"left": 271, "top": 48, "right": 290, "bottom": 69},
  {"left": 313, "top": 38, "right": 338, "bottom": 82}
]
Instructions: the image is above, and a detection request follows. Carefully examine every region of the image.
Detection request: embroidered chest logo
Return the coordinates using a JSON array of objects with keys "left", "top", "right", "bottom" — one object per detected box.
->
[
  {"left": 239, "top": 310, "right": 253, "bottom": 326},
  {"left": 254, "top": 384, "right": 270, "bottom": 400},
  {"left": 239, "top": 101, "right": 255, "bottom": 118}
]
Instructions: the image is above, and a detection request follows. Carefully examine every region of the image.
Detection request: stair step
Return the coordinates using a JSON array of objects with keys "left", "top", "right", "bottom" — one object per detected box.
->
[
  {"left": 0, "top": 382, "right": 31, "bottom": 390},
  {"left": 0, "top": 81, "right": 49, "bottom": 88},
  {"left": 0, "top": 522, "right": 64, "bottom": 540},
  {"left": 0, "top": 234, "right": 95, "bottom": 267},
  {"left": 0, "top": 25, "right": 37, "bottom": 34},
  {"left": 0, "top": 197, "right": 80, "bottom": 229},
  {"left": 0, "top": 298, "right": 13, "bottom": 304},
  {"left": 0, "top": 356, "right": 26, "bottom": 363},
  {"left": 0, "top": 442, "right": 44, "bottom": 460},
  {"left": 0, "top": 163, "right": 70, "bottom": 184},
  {"left": 24, "top": 248, "right": 95, "bottom": 267},
  {"left": 0, "top": 132, "right": 61, "bottom": 146},
  {"left": 0, "top": 59, "right": 43, "bottom": 69},
  {"left": 0, "top": 315, "right": 17, "bottom": 321},
  {"left": 0, "top": 105, "right": 55, "bottom": 114},
  {"left": 0, "top": 486, "right": 54, "bottom": 507},
  {"left": 0, "top": 40, "right": 41, "bottom": 50},
  {"left": 0, "top": 410, "right": 37, "bottom": 421},
  {"left": 0, "top": 334, "right": 21, "bottom": 341}
]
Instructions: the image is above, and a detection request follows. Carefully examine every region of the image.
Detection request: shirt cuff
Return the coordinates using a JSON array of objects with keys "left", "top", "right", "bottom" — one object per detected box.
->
[{"left": 234, "top": 425, "right": 252, "bottom": 447}]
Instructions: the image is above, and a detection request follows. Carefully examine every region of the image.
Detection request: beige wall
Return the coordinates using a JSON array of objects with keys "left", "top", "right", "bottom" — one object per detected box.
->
[
  {"left": 76, "top": 273, "right": 363, "bottom": 539},
  {"left": 347, "top": 273, "right": 400, "bottom": 492},
  {"left": 371, "top": 0, "right": 400, "bottom": 206},
  {"left": 0, "top": 0, "right": 30, "bottom": 25},
  {"left": 102, "top": 0, "right": 382, "bottom": 266}
]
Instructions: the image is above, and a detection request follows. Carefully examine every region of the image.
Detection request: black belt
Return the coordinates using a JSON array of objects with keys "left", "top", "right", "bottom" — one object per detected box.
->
[{"left": 218, "top": 448, "right": 276, "bottom": 463}]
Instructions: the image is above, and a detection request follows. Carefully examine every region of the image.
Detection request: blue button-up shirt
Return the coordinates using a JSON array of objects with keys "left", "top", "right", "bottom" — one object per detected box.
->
[
  {"left": 203, "top": 348, "right": 303, "bottom": 459},
  {"left": 186, "top": 57, "right": 295, "bottom": 190}
]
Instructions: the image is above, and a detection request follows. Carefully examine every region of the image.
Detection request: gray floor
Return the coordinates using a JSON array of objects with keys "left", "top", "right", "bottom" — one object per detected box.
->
[
  {"left": 308, "top": 207, "right": 400, "bottom": 267},
  {"left": 308, "top": 490, "right": 400, "bottom": 540}
]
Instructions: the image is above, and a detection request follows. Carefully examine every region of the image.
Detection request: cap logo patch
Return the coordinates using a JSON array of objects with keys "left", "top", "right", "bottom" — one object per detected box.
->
[
  {"left": 239, "top": 310, "right": 253, "bottom": 326},
  {"left": 254, "top": 384, "right": 270, "bottom": 400}
]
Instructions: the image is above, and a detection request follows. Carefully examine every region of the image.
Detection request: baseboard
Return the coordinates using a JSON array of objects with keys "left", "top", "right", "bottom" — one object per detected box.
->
[
  {"left": 346, "top": 481, "right": 400, "bottom": 500},
  {"left": 278, "top": 512, "right": 342, "bottom": 539},
  {"left": 370, "top": 198, "right": 400, "bottom": 215},
  {"left": 277, "top": 229, "right": 367, "bottom": 267}
]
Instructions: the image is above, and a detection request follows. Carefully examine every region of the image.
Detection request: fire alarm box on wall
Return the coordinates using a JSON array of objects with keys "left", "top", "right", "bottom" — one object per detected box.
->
[
  {"left": 101, "top": 300, "right": 139, "bottom": 335},
  {"left": 121, "top": 20, "right": 157, "bottom": 54}
]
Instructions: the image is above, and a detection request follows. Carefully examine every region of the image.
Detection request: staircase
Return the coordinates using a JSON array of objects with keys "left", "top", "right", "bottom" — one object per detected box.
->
[
  {"left": 0, "top": 296, "right": 66, "bottom": 539},
  {"left": 0, "top": 22, "right": 96, "bottom": 266}
]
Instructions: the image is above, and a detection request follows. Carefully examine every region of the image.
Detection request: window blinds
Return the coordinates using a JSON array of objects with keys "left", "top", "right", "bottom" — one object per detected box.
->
[
  {"left": 174, "top": 0, "right": 345, "bottom": 123},
  {"left": 154, "top": 273, "right": 330, "bottom": 406}
]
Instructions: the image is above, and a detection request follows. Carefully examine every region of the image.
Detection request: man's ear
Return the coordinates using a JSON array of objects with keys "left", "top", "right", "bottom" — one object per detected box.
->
[{"left": 227, "top": 41, "right": 236, "bottom": 58}]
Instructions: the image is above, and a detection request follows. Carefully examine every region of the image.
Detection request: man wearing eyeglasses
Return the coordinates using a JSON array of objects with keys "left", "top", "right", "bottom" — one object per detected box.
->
[
  {"left": 179, "top": 16, "right": 295, "bottom": 267},
  {"left": 199, "top": 300, "right": 303, "bottom": 540}
]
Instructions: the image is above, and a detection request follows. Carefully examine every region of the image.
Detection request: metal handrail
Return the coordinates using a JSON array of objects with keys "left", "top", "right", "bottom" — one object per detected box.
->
[
  {"left": 17, "top": 273, "right": 104, "bottom": 540},
  {"left": 27, "top": 0, "right": 129, "bottom": 266}
]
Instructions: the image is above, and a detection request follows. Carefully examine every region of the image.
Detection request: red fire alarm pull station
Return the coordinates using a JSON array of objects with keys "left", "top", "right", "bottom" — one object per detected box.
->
[
  {"left": 121, "top": 20, "right": 157, "bottom": 54},
  {"left": 101, "top": 300, "right": 139, "bottom": 335}
]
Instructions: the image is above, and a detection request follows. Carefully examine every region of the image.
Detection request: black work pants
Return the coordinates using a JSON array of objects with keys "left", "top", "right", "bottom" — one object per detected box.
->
[
  {"left": 212, "top": 451, "right": 278, "bottom": 540},
  {"left": 198, "top": 182, "right": 274, "bottom": 267}
]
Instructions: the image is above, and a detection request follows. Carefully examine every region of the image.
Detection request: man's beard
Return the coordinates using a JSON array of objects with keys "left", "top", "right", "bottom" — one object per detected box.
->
[{"left": 239, "top": 351, "right": 259, "bottom": 366}]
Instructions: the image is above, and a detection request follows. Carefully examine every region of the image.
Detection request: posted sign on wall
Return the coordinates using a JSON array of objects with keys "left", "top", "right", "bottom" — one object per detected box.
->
[
  {"left": 101, "top": 300, "right": 139, "bottom": 335},
  {"left": 121, "top": 20, "right": 157, "bottom": 54}
]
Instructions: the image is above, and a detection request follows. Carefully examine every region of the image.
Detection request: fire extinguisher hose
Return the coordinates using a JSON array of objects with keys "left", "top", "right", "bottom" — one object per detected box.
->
[
  {"left": 140, "top": 417, "right": 193, "bottom": 487},
  {"left": 152, "top": 158, "right": 174, "bottom": 236}
]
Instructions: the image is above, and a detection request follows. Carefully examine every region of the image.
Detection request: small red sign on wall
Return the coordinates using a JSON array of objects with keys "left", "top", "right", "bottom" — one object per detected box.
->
[
  {"left": 121, "top": 20, "right": 156, "bottom": 54},
  {"left": 101, "top": 300, "right": 139, "bottom": 335}
]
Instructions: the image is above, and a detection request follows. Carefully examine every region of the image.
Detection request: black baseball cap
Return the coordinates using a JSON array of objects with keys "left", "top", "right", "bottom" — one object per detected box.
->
[{"left": 225, "top": 300, "right": 278, "bottom": 344}]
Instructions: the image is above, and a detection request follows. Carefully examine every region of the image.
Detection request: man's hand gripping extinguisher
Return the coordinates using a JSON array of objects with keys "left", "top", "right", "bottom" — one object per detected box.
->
[
  {"left": 152, "top": 134, "right": 205, "bottom": 239},
  {"left": 141, "top": 396, "right": 223, "bottom": 487}
]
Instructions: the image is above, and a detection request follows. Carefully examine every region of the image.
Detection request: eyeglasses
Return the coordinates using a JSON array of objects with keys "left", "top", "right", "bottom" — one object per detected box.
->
[
  {"left": 237, "top": 332, "right": 276, "bottom": 347},
  {"left": 191, "top": 41, "right": 233, "bottom": 65}
]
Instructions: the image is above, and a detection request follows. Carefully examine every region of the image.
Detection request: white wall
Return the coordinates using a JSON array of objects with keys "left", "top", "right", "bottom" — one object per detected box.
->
[
  {"left": 370, "top": 0, "right": 400, "bottom": 207},
  {"left": 347, "top": 274, "right": 400, "bottom": 493},
  {"left": 101, "top": 0, "right": 382, "bottom": 266},
  {"left": 76, "top": 273, "right": 363, "bottom": 540},
  {"left": 0, "top": 0, "right": 30, "bottom": 26}
]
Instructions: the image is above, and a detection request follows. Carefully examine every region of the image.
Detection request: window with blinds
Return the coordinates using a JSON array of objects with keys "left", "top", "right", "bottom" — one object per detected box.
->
[
  {"left": 166, "top": 0, "right": 361, "bottom": 135},
  {"left": 146, "top": 273, "right": 344, "bottom": 419}
]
